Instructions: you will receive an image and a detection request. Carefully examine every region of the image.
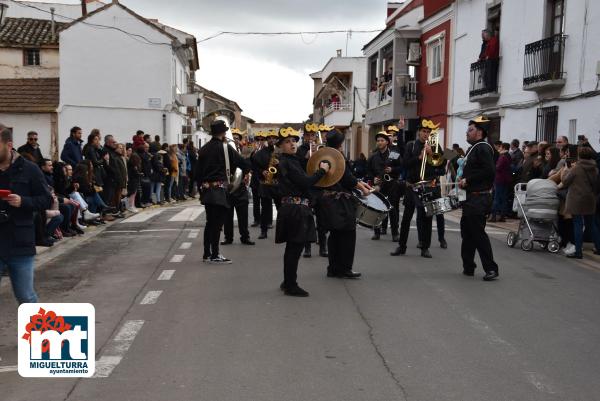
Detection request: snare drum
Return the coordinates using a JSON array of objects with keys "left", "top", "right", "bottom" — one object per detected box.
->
[
  {"left": 353, "top": 191, "right": 392, "bottom": 228},
  {"left": 424, "top": 196, "right": 458, "bottom": 217}
]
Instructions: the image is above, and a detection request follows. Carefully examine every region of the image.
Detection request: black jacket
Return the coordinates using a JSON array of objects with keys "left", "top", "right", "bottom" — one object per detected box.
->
[
  {"left": 151, "top": 151, "right": 167, "bottom": 182},
  {"left": 367, "top": 146, "right": 403, "bottom": 181},
  {"left": 138, "top": 150, "right": 152, "bottom": 179},
  {"left": 404, "top": 139, "right": 437, "bottom": 183},
  {"left": 296, "top": 143, "right": 310, "bottom": 171},
  {"left": 277, "top": 153, "right": 325, "bottom": 199},
  {"left": 462, "top": 140, "right": 496, "bottom": 193},
  {"left": 83, "top": 144, "right": 106, "bottom": 186},
  {"left": 0, "top": 153, "right": 52, "bottom": 257},
  {"left": 105, "top": 146, "right": 126, "bottom": 188},
  {"left": 17, "top": 143, "right": 44, "bottom": 164}
]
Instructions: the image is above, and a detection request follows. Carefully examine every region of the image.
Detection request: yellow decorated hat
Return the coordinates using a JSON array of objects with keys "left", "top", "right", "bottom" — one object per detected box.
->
[
  {"left": 304, "top": 122, "right": 319, "bottom": 133},
  {"left": 386, "top": 125, "right": 400, "bottom": 133},
  {"left": 418, "top": 119, "right": 440, "bottom": 130},
  {"left": 375, "top": 131, "right": 392, "bottom": 142}
]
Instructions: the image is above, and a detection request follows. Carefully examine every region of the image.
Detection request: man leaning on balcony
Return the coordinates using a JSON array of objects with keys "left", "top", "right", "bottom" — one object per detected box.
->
[{"left": 482, "top": 29, "right": 500, "bottom": 92}]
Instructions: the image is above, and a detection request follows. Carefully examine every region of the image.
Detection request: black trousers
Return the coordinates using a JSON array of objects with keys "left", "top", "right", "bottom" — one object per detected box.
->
[
  {"left": 224, "top": 200, "right": 250, "bottom": 241},
  {"left": 377, "top": 193, "right": 400, "bottom": 236},
  {"left": 284, "top": 242, "right": 304, "bottom": 287},
  {"left": 251, "top": 186, "right": 261, "bottom": 223},
  {"left": 203, "top": 204, "right": 228, "bottom": 258},
  {"left": 260, "top": 196, "right": 273, "bottom": 231},
  {"left": 399, "top": 191, "right": 432, "bottom": 248},
  {"left": 460, "top": 194, "right": 499, "bottom": 273},
  {"left": 327, "top": 229, "right": 356, "bottom": 274}
]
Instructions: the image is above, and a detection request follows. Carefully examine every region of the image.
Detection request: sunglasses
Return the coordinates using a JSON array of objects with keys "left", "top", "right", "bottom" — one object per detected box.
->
[{"left": 28, "top": 137, "right": 38, "bottom": 141}]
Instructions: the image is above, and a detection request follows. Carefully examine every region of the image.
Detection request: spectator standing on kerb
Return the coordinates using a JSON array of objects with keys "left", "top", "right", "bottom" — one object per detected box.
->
[
  {"left": 17, "top": 131, "right": 44, "bottom": 164},
  {"left": 61, "top": 126, "right": 84, "bottom": 168},
  {"left": 0, "top": 124, "right": 52, "bottom": 304}
]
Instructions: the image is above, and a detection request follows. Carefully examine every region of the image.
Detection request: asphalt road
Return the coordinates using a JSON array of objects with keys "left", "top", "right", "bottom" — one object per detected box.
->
[{"left": 1, "top": 202, "right": 600, "bottom": 401}]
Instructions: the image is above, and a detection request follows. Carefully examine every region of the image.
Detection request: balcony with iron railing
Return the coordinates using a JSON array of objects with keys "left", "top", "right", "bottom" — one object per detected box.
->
[
  {"left": 469, "top": 59, "right": 500, "bottom": 102},
  {"left": 402, "top": 80, "right": 418, "bottom": 103},
  {"left": 523, "top": 34, "right": 566, "bottom": 91},
  {"left": 323, "top": 102, "right": 352, "bottom": 116}
]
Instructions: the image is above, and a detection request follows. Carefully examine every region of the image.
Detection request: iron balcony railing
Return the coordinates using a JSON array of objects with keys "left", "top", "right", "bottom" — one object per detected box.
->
[
  {"left": 403, "top": 80, "right": 418, "bottom": 102},
  {"left": 470, "top": 59, "right": 499, "bottom": 98},
  {"left": 323, "top": 102, "right": 352, "bottom": 116},
  {"left": 523, "top": 34, "right": 566, "bottom": 87}
]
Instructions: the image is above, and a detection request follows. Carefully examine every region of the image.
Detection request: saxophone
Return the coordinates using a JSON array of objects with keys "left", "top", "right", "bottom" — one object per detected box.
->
[{"left": 264, "top": 150, "right": 279, "bottom": 185}]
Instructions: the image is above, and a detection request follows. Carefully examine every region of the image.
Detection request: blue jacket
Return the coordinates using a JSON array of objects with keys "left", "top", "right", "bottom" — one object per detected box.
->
[
  {"left": 0, "top": 153, "right": 52, "bottom": 257},
  {"left": 60, "top": 136, "right": 83, "bottom": 168}
]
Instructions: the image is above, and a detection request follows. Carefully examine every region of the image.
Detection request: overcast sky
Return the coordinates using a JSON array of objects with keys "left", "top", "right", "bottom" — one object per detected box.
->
[{"left": 67, "top": 0, "right": 389, "bottom": 122}]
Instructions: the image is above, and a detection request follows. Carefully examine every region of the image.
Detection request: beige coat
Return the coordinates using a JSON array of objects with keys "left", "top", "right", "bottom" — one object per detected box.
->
[{"left": 562, "top": 159, "right": 598, "bottom": 216}]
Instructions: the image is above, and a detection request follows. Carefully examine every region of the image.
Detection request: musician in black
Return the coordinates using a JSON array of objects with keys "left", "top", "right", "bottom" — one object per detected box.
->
[
  {"left": 317, "top": 130, "right": 371, "bottom": 278},
  {"left": 459, "top": 117, "right": 499, "bottom": 281},
  {"left": 251, "top": 131, "right": 280, "bottom": 239},
  {"left": 275, "top": 128, "right": 330, "bottom": 297},
  {"left": 391, "top": 119, "right": 437, "bottom": 258},
  {"left": 367, "top": 131, "right": 403, "bottom": 241},
  {"left": 296, "top": 125, "right": 329, "bottom": 258},
  {"left": 249, "top": 132, "right": 265, "bottom": 227},
  {"left": 222, "top": 129, "right": 254, "bottom": 246},
  {"left": 195, "top": 120, "right": 250, "bottom": 264}
]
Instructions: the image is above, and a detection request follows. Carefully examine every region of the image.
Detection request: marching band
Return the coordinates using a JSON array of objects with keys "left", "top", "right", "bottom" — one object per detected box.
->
[{"left": 195, "top": 116, "right": 499, "bottom": 297}]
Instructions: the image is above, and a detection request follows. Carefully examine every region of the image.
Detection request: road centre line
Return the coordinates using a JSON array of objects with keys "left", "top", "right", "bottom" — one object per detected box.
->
[
  {"left": 93, "top": 320, "right": 145, "bottom": 378},
  {"left": 157, "top": 270, "right": 175, "bottom": 280},
  {"left": 0, "top": 365, "right": 17, "bottom": 373},
  {"left": 179, "top": 242, "right": 192, "bottom": 250},
  {"left": 170, "top": 255, "right": 185, "bottom": 263},
  {"left": 140, "top": 290, "right": 163, "bottom": 305}
]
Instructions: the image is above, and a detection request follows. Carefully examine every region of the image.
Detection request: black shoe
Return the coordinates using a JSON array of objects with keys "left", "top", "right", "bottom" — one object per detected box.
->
[
  {"left": 390, "top": 246, "right": 406, "bottom": 256},
  {"left": 483, "top": 271, "right": 499, "bottom": 281},
  {"left": 303, "top": 244, "right": 311, "bottom": 258},
  {"left": 319, "top": 245, "right": 328, "bottom": 257},
  {"left": 37, "top": 237, "right": 55, "bottom": 247},
  {"left": 392, "top": 234, "right": 399, "bottom": 242},
  {"left": 381, "top": 229, "right": 387, "bottom": 236},
  {"left": 258, "top": 232, "right": 267, "bottom": 239},
  {"left": 209, "top": 255, "right": 232, "bottom": 264},
  {"left": 241, "top": 239, "right": 255, "bottom": 245},
  {"left": 62, "top": 230, "right": 76, "bottom": 238},
  {"left": 220, "top": 239, "right": 233, "bottom": 245},
  {"left": 462, "top": 269, "right": 475, "bottom": 277},
  {"left": 567, "top": 253, "right": 583, "bottom": 259},
  {"left": 339, "top": 270, "right": 361, "bottom": 279},
  {"left": 280, "top": 281, "right": 287, "bottom": 291},
  {"left": 416, "top": 242, "right": 423, "bottom": 249},
  {"left": 421, "top": 248, "right": 432, "bottom": 258},
  {"left": 284, "top": 285, "right": 309, "bottom": 297},
  {"left": 371, "top": 233, "right": 380, "bottom": 240},
  {"left": 71, "top": 226, "right": 85, "bottom": 235},
  {"left": 251, "top": 222, "right": 260, "bottom": 227},
  {"left": 440, "top": 239, "right": 448, "bottom": 249},
  {"left": 202, "top": 254, "right": 210, "bottom": 263}
]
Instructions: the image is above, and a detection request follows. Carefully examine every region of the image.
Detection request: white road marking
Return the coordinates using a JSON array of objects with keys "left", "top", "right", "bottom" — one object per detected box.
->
[
  {"left": 170, "top": 254, "right": 185, "bottom": 263},
  {"left": 408, "top": 225, "right": 505, "bottom": 235},
  {"left": 93, "top": 320, "right": 144, "bottom": 378},
  {"left": 188, "top": 231, "right": 199, "bottom": 239},
  {"left": 140, "top": 290, "right": 163, "bottom": 304},
  {"left": 120, "top": 209, "right": 164, "bottom": 223},
  {"left": 179, "top": 242, "right": 192, "bottom": 250},
  {"left": 169, "top": 206, "right": 204, "bottom": 222},
  {"left": 0, "top": 365, "right": 17, "bottom": 373},
  {"left": 157, "top": 270, "right": 175, "bottom": 280}
]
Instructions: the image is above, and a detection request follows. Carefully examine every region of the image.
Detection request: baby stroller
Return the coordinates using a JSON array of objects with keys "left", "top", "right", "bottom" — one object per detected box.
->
[{"left": 506, "top": 179, "right": 561, "bottom": 253}]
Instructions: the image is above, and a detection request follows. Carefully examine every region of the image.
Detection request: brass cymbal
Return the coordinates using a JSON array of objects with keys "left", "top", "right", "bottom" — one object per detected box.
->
[{"left": 307, "top": 147, "right": 345, "bottom": 187}]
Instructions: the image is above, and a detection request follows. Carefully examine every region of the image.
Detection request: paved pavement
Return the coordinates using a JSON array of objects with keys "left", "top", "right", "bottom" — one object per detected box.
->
[{"left": 2, "top": 202, "right": 600, "bottom": 401}]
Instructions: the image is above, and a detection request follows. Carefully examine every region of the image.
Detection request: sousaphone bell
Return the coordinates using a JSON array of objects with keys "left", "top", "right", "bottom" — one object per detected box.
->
[{"left": 306, "top": 147, "right": 345, "bottom": 187}]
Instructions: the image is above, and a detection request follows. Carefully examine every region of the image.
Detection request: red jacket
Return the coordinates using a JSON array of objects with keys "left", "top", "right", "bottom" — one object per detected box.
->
[
  {"left": 485, "top": 36, "right": 499, "bottom": 59},
  {"left": 495, "top": 153, "right": 512, "bottom": 185}
]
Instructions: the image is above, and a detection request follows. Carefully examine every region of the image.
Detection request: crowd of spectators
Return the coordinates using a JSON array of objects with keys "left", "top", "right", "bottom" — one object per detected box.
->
[{"left": 16, "top": 128, "right": 199, "bottom": 248}]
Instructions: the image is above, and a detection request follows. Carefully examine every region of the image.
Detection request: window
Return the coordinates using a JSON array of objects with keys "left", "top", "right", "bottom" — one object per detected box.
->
[
  {"left": 536, "top": 106, "right": 559, "bottom": 143},
  {"left": 24, "top": 49, "right": 40, "bottom": 66},
  {"left": 549, "top": 0, "right": 565, "bottom": 36},
  {"left": 426, "top": 33, "right": 444, "bottom": 83},
  {"left": 568, "top": 118, "right": 577, "bottom": 144}
]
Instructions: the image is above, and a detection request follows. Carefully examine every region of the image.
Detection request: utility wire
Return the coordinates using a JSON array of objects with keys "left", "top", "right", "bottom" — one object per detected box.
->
[{"left": 197, "top": 29, "right": 388, "bottom": 44}]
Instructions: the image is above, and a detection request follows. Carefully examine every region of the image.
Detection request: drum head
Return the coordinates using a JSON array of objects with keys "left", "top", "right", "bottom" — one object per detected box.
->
[{"left": 365, "top": 192, "right": 391, "bottom": 212}]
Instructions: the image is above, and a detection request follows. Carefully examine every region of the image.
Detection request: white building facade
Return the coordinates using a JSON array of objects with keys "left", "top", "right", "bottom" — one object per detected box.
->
[
  {"left": 58, "top": 2, "right": 198, "bottom": 148},
  {"left": 449, "top": 0, "right": 600, "bottom": 148}
]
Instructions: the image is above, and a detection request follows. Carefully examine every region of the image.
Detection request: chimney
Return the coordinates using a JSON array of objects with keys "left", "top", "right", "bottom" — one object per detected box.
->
[
  {"left": 0, "top": 3, "right": 8, "bottom": 28},
  {"left": 81, "top": 0, "right": 87, "bottom": 16},
  {"left": 336, "top": 49, "right": 342, "bottom": 57},
  {"left": 50, "top": 8, "right": 56, "bottom": 42}
]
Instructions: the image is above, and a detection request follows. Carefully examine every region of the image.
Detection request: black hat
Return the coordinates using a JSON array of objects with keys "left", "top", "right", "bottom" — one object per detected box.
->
[
  {"left": 325, "top": 129, "right": 345, "bottom": 149},
  {"left": 210, "top": 120, "right": 228, "bottom": 136}
]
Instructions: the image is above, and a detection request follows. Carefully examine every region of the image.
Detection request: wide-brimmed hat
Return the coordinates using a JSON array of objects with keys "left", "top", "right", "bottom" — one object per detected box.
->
[
  {"left": 210, "top": 120, "right": 228, "bottom": 135},
  {"left": 375, "top": 131, "right": 392, "bottom": 142},
  {"left": 417, "top": 119, "right": 440, "bottom": 131},
  {"left": 325, "top": 129, "right": 345, "bottom": 149},
  {"left": 277, "top": 127, "right": 301, "bottom": 144},
  {"left": 386, "top": 125, "right": 400, "bottom": 133},
  {"left": 468, "top": 115, "right": 490, "bottom": 136},
  {"left": 231, "top": 128, "right": 245, "bottom": 138}
]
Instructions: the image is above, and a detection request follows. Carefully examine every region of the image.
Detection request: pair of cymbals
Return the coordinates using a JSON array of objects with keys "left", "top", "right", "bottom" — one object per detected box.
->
[{"left": 306, "top": 147, "right": 345, "bottom": 187}]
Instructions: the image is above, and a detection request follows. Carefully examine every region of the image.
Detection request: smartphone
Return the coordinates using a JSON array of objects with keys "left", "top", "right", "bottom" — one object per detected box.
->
[{"left": 0, "top": 189, "right": 11, "bottom": 198}]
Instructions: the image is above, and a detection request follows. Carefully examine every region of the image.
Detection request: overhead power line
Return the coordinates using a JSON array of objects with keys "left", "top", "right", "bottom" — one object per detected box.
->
[{"left": 197, "top": 29, "right": 388, "bottom": 44}]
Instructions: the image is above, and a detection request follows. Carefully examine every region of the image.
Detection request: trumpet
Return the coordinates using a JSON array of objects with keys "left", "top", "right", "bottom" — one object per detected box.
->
[{"left": 382, "top": 173, "right": 393, "bottom": 182}]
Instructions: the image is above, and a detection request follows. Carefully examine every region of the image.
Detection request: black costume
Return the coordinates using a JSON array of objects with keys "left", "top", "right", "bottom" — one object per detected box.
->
[
  {"left": 396, "top": 138, "right": 439, "bottom": 255},
  {"left": 275, "top": 153, "right": 326, "bottom": 290},
  {"left": 249, "top": 145, "right": 263, "bottom": 225},
  {"left": 223, "top": 146, "right": 252, "bottom": 244},
  {"left": 317, "top": 154, "right": 360, "bottom": 278},
  {"left": 367, "top": 144, "right": 403, "bottom": 238},
  {"left": 296, "top": 140, "right": 328, "bottom": 257},
  {"left": 251, "top": 143, "right": 281, "bottom": 237},
  {"left": 195, "top": 134, "right": 249, "bottom": 261},
  {"left": 460, "top": 139, "right": 499, "bottom": 276}
]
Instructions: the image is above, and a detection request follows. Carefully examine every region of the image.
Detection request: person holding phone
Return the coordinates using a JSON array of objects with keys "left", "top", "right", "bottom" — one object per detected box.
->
[{"left": 0, "top": 124, "right": 52, "bottom": 304}]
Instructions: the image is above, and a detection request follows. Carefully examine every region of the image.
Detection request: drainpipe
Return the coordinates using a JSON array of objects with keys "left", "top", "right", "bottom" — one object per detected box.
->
[
  {"left": 0, "top": 3, "right": 8, "bottom": 28},
  {"left": 350, "top": 86, "right": 357, "bottom": 158},
  {"left": 162, "top": 113, "right": 167, "bottom": 143},
  {"left": 80, "top": 0, "right": 87, "bottom": 16},
  {"left": 50, "top": 8, "right": 56, "bottom": 42}
]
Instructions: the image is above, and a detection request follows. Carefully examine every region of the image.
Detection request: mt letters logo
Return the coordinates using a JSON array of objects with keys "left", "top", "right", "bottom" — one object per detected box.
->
[{"left": 18, "top": 303, "right": 95, "bottom": 377}]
